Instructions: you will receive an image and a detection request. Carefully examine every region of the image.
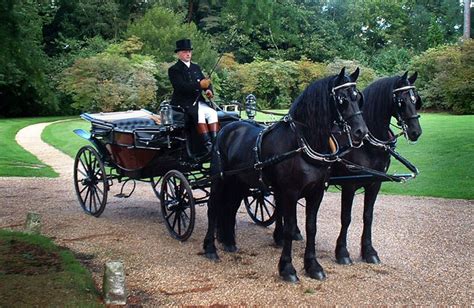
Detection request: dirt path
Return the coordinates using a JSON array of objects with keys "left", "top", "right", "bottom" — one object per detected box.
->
[{"left": 0, "top": 122, "right": 472, "bottom": 306}]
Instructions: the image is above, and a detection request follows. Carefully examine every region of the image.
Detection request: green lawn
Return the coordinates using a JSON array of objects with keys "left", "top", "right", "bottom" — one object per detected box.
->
[
  {"left": 3, "top": 112, "right": 473, "bottom": 199},
  {"left": 0, "top": 117, "right": 71, "bottom": 177},
  {"left": 41, "top": 117, "right": 90, "bottom": 158},
  {"left": 380, "top": 113, "right": 473, "bottom": 199}
]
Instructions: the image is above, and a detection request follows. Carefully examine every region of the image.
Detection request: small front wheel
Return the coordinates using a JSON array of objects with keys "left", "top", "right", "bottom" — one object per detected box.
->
[
  {"left": 160, "top": 170, "right": 195, "bottom": 241},
  {"left": 73, "top": 146, "right": 108, "bottom": 217}
]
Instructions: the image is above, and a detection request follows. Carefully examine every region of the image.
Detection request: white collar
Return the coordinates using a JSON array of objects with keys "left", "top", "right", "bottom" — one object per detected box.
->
[{"left": 180, "top": 60, "right": 191, "bottom": 68}]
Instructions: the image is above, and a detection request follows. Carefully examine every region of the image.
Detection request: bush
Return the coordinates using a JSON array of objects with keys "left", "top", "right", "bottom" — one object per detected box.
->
[
  {"left": 59, "top": 38, "right": 158, "bottom": 112},
  {"left": 410, "top": 40, "right": 474, "bottom": 114},
  {"left": 326, "top": 58, "right": 377, "bottom": 89},
  {"left": 217, "top": 58, "right": 327, "bottom": 109}
]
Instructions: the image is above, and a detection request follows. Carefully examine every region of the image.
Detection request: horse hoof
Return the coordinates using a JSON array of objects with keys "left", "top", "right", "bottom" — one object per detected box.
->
[
  {"left": 223, "top": 244, "right": 237, "bottom": 252},
  {"left": 204, "top": 252, "right": 219, "bottom": 261},
  {"left": 307, "top": 270, "right": 326, "bottom": 281},
  {"left": 337, "top": 257, "right": 353, "bottom": 265},
  {"left": 363, "top": 255, "right": 381, "bottom": 264},
  {"left": 281, "top": 273, "right": 299, "bottom": 283},
  {"left": 293, "top": 232, "right": 303, "bottom": 241}
]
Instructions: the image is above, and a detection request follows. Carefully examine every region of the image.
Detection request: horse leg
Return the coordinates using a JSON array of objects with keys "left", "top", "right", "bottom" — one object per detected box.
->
[
  {"left": 277, "top": 191, "right": 299, "bottom": 282},
  {"left": 361, "top": 182, "right": 382, "bottom": 264},
  {"left": 274, "top": 204, "right": 303, "bottom": 247},
  {"left": 335, "top": 185, "right": 356, "bottom": 265},
  {"left": 219, "top": 178, "right": 245, "bottom": 252},
  {"left": 303, "top": 188, "right": 326, "bottom": 280},
  {"left": 273, "top": 206, "right": 284, "bottom": 247},
  {"left": 203, "top": 179, "right": 225, "bottom": 260}
]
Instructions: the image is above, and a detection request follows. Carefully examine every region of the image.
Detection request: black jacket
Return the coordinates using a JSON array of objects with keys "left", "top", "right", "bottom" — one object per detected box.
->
[{"left": 168, "top": 60, "right": 212, "bottom": 122}]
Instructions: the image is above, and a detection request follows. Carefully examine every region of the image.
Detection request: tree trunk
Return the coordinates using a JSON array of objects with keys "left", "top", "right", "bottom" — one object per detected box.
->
[
  {"left": 187, "top": 0, "right": 194, "bottom": 24},
  {"left": 464, "top": 0, "right": 471, "bottom": 39}
]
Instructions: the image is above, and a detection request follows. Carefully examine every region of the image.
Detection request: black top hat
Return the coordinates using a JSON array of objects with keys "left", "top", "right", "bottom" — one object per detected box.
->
[{"left": 175, "top": 39, "right": 193, "bottom": 52}]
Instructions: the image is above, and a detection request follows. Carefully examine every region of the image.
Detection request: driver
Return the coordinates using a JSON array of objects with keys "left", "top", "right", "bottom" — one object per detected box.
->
[{"left": 168, "top": 39, "right": 219, "bottom": 153}]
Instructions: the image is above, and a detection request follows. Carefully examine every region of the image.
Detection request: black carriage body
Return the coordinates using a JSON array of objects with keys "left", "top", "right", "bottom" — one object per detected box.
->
[
  {"left": 80, "top": 108, "right": 239, "bottom": 180},
  {"left": 80, "top": 109, "right": 191, "bottom": 179}
]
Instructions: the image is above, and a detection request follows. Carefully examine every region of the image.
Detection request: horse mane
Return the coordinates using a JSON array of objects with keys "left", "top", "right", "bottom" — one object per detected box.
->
[
  {"left": 362, "top": 76, "right": 401, "bottom": 136},
  {"left": 289, "top": 75, "right": 336, "bottom": 147}
]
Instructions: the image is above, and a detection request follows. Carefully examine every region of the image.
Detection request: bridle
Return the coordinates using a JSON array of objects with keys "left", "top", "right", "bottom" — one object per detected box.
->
[
  {"left": 330, "top": 82, "right": 365, "bottom": 149},
  {"left": 392, "top": 85, "right": 421, "bottom": 143}
]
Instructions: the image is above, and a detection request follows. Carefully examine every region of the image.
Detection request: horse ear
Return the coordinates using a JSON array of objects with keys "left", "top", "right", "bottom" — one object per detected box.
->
[
  {"left": 401, "top": 71, "right": 408, "bottom": 80},
  {"left": 350, "top": 67, "right": 360, "bottom": 81},
  {"left": 336, "top": 67, "right": 346, "bottom": 83},
  {"left": 409, "top": 71, "right": 418, "bottom": 84}
]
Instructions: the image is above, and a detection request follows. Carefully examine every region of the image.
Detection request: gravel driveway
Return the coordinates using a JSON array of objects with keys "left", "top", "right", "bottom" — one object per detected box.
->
[{"left": 0, "top": 122, "right": 471, "bottom": 306}]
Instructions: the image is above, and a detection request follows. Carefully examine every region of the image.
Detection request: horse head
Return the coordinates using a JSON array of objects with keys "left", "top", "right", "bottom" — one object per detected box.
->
[
  {"left": 392, "top": 71, "right": 422, "bottom": 142},
  {"left": 332, "top": 67, "right": 368, "bottom": 146}
]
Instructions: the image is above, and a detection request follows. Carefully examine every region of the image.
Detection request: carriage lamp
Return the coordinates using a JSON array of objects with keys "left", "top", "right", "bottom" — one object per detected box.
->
[
  {"left": 245, "top": 94, "right": 257, "bottom": 120},
  {"left": 160, "top": 103, "right": 173, "bottom": 125}
]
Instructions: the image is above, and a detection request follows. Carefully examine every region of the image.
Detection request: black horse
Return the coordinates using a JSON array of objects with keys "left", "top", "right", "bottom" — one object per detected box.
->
[
  {"left": 331, "top": 71, "right": 422, "bottom": 265},
  {"left": 203, "top": 68, "right": 368, "bottom": 282}
]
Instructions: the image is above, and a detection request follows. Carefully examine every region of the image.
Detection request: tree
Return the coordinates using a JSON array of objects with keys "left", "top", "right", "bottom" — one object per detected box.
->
[
  {"left": 127, "top": 5, "right": 217, "bottom": 70},
  {"left": 464, "top": 0, "right": 471, "bottom": 39},
  {"left": 43, "top": 0, "right": 125, "bottom": 56},
  {"left": 0, "top": 0, "right": 56, "bottom": 116}
]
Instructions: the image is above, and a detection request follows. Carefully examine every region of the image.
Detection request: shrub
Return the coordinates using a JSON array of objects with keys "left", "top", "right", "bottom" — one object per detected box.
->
[
  {"left": 326, "top": 58, "right": 377, "bottom": 89},
  {"left": 217, "top": 58, "right": 327, "bottom": 109},
  {"left": 59, "top": 38, "right": 158, "bottom": 112},
  {"left": 410, "top": 40, "right": 474, "bottom": 114}
]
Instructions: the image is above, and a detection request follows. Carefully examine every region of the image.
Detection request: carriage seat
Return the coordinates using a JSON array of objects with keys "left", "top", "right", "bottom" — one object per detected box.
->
[{"left": 112, "top": 118, "right": 157, "bottom": 132}]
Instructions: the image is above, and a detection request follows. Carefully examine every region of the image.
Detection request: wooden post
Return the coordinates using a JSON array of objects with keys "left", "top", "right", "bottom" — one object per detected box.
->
[
  {"left": 103, "top": 261, "right": 127, "bottom": 305},
  {"left": 24, "top": 212, "right": 41, "bottom": 234}
]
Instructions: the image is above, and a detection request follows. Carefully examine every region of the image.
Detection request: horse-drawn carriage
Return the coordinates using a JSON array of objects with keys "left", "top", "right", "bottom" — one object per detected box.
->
[
  {"left": 73, "top": 68, "right": 422, "bottom": 281},
  {"left": 72, "top": 103, "right": 274, "bottom": 241}
]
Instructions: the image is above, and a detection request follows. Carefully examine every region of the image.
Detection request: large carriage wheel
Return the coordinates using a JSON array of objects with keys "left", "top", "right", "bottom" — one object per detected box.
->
[
  {"left": 244, "top": 189, "right": 276, "bottom": 227},
  {"left": 73, "top": 145, "right": 108, "bottom": 217},
  {"left": 160, "top": 170, "right": 195, "bottom": 241}
]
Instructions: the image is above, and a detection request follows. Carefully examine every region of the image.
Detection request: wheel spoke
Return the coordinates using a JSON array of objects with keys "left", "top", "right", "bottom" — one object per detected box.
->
[
  {"left": 172, "top": 210, "right": 178, "bottom": 230},
  {"left": 79, "top": 184, "right": 88, "bottom": 195},
  {"left": 88, "top": 187, "right": 93, "bottom": 212},
  {"left": 83, "top": 186, "right": 91, "bottom": 207},
  {"left": 180, "top": 212, "right": 188, "bottom": 230},
  {"left": 91, "top": 187, "right": 98, "bottom": 213},
  {"left": 259, "top": 199, "right": 264, "bottom": 220},
  {"left": 79, "top": 157, "right": 88, "bottom": 174},
  {"left": 165, "top": 185, "right": 174, "bottom": 199},
  {"left": 166, "top": 210, "right": 174, "bottom": 221},
  {"left": 95, "top": 183, "right": 104, "bottom": 197},
  {"left": 92, "top": 186, "right": 103, "bottom": 209},
  {"left": 262, "top": 201, "right": 272, "bottom": 218},
  {"left": 77, "top": 168, "right": 87, "bottom": 178}
]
